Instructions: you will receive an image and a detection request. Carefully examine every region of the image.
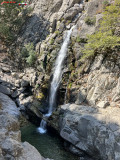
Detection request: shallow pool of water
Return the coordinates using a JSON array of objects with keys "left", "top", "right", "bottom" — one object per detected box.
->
[{"left": 21, "top": 124, "right": 79, "bottom": 160}]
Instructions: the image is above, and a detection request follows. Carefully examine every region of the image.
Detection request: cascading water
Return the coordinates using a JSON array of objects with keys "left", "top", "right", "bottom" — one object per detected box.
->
[
  {"left": 48, "top": 26, "right": 75, "bottom": 114},
  {"left": 38, "top": 119, "right": 47, "bottom": 134},
  {"left": 38, "top": 26, "right": 75, "bottom": 134}
]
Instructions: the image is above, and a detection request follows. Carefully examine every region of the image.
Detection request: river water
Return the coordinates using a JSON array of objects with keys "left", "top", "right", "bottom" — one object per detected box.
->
[{"left": 21, "top": 123, "right": 79, "bottom": 160}]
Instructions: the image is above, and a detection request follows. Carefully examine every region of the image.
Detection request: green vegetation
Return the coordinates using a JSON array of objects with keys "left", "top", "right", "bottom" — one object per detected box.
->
[
  {"left": 36, "top": 92, "right": 44, "bottom": 100},
  {"left": 103, "top": 0, "right": 110, "bottom": 8},
  {"left": 68, "top": 83, "right": 72, "bottom": 89},
  {"left": 76, "top": 36, "right": 81, "bottom": 43},
  {"left": 55, "top": 30, "right": 60, "bottom": 35},
  {"left": 21, "top": 43, "right": 37, "bottom": 66},
  {"left": 60, "top": 17, "right": 64, "bottom": 22},
  {"left": 82, "top": 0, "right": 120, "bottom": 60},
  {"left": 85, "top": 16, "right": 96, "bottom": 25},
  {"left": 35, "top": 84, "right": 39, "bottom": 89},
  {"left": 76, "top": 37, "right": 87, "bottom": 43},
  {"left": 66, "top": 20, "right": 71, "bottom": 25},
  {"left": 0, "top": 0, "right": 32, "bottom": 44},
  {"left": 50, "top": 38, "right": 54, "bottom": 45}
]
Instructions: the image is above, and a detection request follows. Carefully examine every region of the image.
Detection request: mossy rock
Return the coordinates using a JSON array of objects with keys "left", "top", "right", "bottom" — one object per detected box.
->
[
  {"left": 65, "top": 20, "right": 71, "bottom": 26},
  {"left": 32, "top": 99, "right": 41, "bottom": 109},
  {"left": 36, "top": 92, "right": 44, "bottom": 100},
  {"left": 68, "top": 83, "right": 72, "bottom": 89},
  {"left": 49, "top": 38, "right": 54, "bottom": 45},
  {"left": 19, "top": 115, "right": 29, "bottom": 127},
  {"left": 69, "top": 63, "right": 74, "bottom": 71},
  {"left": 85, "top": 16, "right": 96, "bottom": 25},
  {"left": 42, "top": 83, "right": 49, "bottom": 88},
  {"left": 54, "top": 30, "right": 60, "bottom": 36},
  {"left": 75, "top": 61, "right": 78, "bottom": 68}
]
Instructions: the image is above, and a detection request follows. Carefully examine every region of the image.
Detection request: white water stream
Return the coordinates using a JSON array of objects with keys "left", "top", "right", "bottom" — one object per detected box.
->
[{"left": 38, "top": 26, "right": 75, "bottom": 134}]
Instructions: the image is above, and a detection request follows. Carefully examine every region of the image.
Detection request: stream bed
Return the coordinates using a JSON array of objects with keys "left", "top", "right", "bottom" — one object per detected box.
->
[{"left": 21, "top": 123, "right": 79, "bottom": 160}]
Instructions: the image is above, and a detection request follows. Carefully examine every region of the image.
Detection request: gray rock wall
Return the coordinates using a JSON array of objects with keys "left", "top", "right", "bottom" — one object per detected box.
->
[
  {"left": 60, "top": 103, "right": 120, "bottom": 160},
  {"left": 17, "top": 0, "right": 84, "bottom": 46}
]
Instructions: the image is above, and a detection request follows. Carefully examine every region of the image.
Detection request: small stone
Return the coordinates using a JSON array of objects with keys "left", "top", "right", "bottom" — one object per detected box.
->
[
  {"left": 66, "top": 24, "right": 71, "bottom": 29},
  {"left": 2, "top": 66, "right": 11, "bottom": 73},
  {"left": 75, "top": 90, "right": 86, "bottom": 105},
  {"left": 11, "top": 72, "right": 19, "bottom": 79},
  {"left": 11, "top": 90, "right": 20, "bottom": 98},
  {"left": 61, "top": 103, "right": 70, "bottom": 110},
  {"left": 15, "top": 80, "right": 21, "bottom": 88},
  {"left": 19, "top": 73, "right": 25, "bottom": 79},
  {"left": 21, "top": 80, "right": 29, "bottom": 87},
  {"left": 97, "top": 101, "right": 110, "bottom": 108}
]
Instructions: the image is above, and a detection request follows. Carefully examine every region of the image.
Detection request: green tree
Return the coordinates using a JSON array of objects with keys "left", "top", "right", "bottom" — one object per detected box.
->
[
  {"left": 82, "top": 0, "right": 120, "bottom": 60},
  {"left": 0, "top": 0, "right": 32, "bottom": 44},
  {"left": 21, "top": 43, "right": 37, "bottom": 66}
]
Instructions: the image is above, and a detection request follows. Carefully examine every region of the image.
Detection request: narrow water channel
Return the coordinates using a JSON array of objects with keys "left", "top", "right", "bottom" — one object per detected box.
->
[{"left": 21, "top": 123, "right": 79, "bottom": 160}]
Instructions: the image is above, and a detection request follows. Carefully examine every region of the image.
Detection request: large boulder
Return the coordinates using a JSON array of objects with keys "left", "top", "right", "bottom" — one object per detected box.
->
[
  {"left": 60, "top": 103, "right": 120, "bottom": 160},
  {"left": 0, "top": 92, "right": 20, "bottom": 118},
  {"left": 0, "top": 92, "right": 50, "bottom": 160},
  {"left": 20, "top": 142, "right": 44, "bottom": 160}
]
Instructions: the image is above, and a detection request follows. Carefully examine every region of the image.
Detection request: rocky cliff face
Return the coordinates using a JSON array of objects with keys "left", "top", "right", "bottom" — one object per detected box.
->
[
  {"left": 20, "top": 0, "right": 120, "bottom": 109},
  {"left": 17, "top": 0, "right": 83, "bottom": 45}
]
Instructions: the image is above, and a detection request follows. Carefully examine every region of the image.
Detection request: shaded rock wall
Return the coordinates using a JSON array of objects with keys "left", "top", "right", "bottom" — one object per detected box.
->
[{"left": 0, "top": 65, "right": 44, "bottom": 125}]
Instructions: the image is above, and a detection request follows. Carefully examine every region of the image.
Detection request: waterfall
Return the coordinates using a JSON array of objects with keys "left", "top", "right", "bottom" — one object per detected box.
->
[
  {"left": 38, "top": 119, "right": 47, "bottom": 134},
  {"left": 48, "top": 25, "right": 75, "bottom": 114},
  {"left": 38, "top": 26, "right": 75, "bottom": 134}
]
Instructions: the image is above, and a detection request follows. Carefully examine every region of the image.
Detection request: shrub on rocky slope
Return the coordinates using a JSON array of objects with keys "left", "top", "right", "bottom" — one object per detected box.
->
[
  {"left": 0, "top": 0, "right": 32, "bottom": 44},
  {"left": 82, "top": 0, "right": 120, "bottom": 60}
]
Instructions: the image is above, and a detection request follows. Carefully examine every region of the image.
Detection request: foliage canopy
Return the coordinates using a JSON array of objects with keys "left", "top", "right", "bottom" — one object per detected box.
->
[
  {"left": 82, "top": 0, "right": 120, "bottom": 60},
  {"left": 21, "top": 43, "right": 37, "bottom": 66},
  {"left": 0, "top": 0, "right": 32, "bottom": 44}
]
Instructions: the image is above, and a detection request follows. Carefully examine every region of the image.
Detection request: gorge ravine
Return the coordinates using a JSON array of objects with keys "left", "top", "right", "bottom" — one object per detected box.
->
[{"left": 0, "top": 0, "right": 120, "bottom": 159}]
